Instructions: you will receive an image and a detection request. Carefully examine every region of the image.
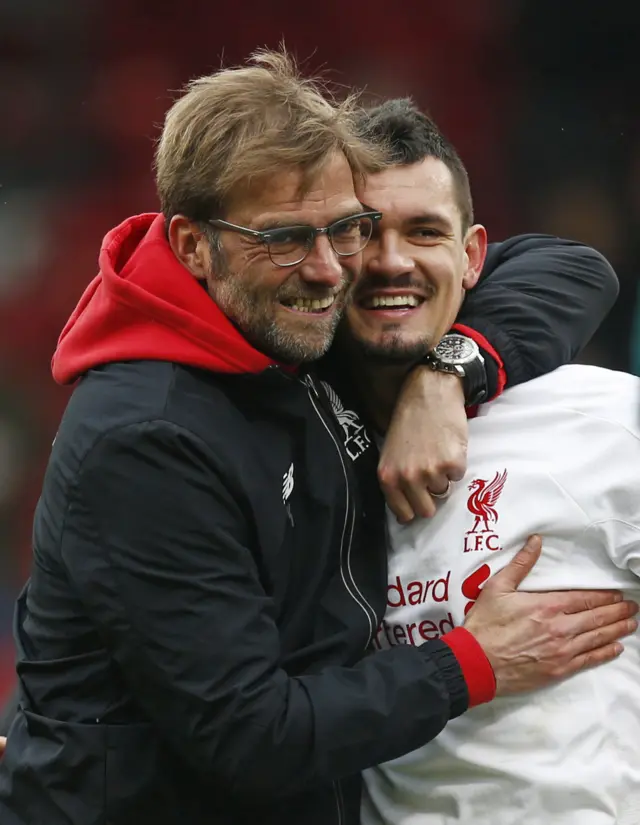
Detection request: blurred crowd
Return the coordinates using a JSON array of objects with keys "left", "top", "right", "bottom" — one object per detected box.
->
[{"left": 0, "top": 0, "right": 638, "bottom": 702}]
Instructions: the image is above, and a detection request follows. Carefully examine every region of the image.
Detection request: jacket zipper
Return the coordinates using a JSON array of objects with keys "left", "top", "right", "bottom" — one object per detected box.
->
[
  {"left": 301, "top": 373, "right": 378, "bottom": 647},
  {"left": 333, "top": 780, "right": 345, "bottom": 825}
]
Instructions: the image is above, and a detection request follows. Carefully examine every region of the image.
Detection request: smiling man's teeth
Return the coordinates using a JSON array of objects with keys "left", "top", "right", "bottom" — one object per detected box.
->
[
  {"left": 366, "top": 295, "right": 420, "bottom": 309},
  {"left": 287, "top": 295, "right": 336, "bottom": 313}
]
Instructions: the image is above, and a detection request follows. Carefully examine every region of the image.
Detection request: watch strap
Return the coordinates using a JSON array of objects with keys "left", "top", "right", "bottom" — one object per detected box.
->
[
  {"left": 460, "top": 352, "right": 488, "bottom": 407},
  {"left": 422, "top": 339, "right": 489, "bottom": 407}
]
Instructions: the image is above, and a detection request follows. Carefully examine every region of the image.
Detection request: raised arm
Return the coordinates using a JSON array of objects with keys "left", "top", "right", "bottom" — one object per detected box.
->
[{"left": 456, "top": 233, "right": 619, "bottom": 393}]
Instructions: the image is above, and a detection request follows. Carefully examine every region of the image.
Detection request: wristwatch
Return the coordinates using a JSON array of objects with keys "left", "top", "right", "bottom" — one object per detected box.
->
[{"left": 424, "top": 333, "right": 488, "bottom": 407}]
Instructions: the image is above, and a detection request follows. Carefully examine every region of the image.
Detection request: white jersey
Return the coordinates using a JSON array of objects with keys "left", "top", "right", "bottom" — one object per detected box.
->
[{"left": 362, "top": 365, "right": 640, "bottom": 825}]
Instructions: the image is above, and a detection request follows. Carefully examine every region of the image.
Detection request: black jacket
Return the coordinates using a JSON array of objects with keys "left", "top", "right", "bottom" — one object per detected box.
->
[
  {"left": 0, "top": 216, "right": 618, "bottom": 825},
  {"left": 4, "top": 361, "right": 475, "bottom": 825}
]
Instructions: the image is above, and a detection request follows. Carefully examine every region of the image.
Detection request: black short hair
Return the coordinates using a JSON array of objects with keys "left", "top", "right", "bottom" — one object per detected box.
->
[{"left": 357, "top": 98, "right": 474, "bottom": 229}]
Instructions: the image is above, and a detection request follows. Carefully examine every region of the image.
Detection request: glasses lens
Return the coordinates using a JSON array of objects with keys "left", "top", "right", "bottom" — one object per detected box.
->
[
  {"left": 329, "top": 216, "right": 374, "bottom": 257},
  {"left": 267, "top": 227, "right": 313, "bottom": 266}
]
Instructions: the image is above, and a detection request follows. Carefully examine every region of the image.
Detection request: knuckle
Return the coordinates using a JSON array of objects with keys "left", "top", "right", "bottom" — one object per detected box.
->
[
  {"left": 540, "top": 641, "right": 564, "bottom": 669},
  {"left": 551, "top": 623, "right": 569, "bottom": 642},
  {"left": 537, "top": 619, "right": 563, "bottom": 641},
  {"left": 548, "top": 663, "right": 567, "bottom": 680},
  {"left": 588, "top": 628, "right": 605, "bottom": 648},
  {"left": 403, "top": 468, "right": 425, "bottom": 486},
  {"left": 531, "top": 604, "right": 555, "bottom": 623},
  {"left": 559, "top": 593, "right": 587, "bottom": 612},
  {"left": 440, "top": 463, "right": 461, "bottom": 479},
  {"left": 510, "top": 555, "right": 531, "bottom": 573},
  {"left": 600, "top": 625, "right": 623, "bottom": 645},
  {"left": 592, "top": 609, "right": 609, "bottom": 629},
  {"left": 377, "top": 465, "right": 399, "bottom": 487},
  {"left": 541, "top": 601, "right": 564, "bottom": 620}
]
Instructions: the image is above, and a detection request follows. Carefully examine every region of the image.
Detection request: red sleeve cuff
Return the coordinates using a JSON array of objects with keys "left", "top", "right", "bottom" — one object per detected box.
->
[
  {"left": 452, "top": 322, "right": 507, "bottom": 401},
  {"left": 441, "top": 626, "right": 496, "bottom": 708}
]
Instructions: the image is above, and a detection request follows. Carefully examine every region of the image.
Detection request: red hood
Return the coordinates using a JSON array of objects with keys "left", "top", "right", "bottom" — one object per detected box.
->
[{"left": 52, "top": 213, "right": 282, "bottom": 384}]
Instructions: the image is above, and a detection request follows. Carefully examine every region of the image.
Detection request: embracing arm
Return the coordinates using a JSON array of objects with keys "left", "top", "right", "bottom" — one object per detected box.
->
[{"left": 456, "top": 234, "right": 619, "bottom": 393}]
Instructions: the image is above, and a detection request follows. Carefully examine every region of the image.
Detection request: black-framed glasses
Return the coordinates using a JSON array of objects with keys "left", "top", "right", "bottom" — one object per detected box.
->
[{"left": 206, "top": 211, "right": 382, "bottom": 267}]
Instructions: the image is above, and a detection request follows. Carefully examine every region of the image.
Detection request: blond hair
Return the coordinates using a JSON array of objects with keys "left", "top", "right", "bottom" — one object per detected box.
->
[{"left": 155, "top": 48, "right": 385, "bottom": 220}]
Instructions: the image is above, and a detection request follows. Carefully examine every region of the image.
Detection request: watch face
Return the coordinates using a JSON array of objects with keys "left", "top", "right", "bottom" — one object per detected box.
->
[{"left": 434, "top": 334, "right": 479, "bottom": 365}]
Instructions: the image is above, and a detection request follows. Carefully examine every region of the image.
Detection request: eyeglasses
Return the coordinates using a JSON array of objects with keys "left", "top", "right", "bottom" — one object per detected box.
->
[{"left": 206, "top": 211, "right": 382, "bottom": 267}]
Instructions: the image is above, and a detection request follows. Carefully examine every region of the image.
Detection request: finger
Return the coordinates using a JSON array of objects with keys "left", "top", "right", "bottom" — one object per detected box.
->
[
  {"left": 0, "top": 736, "right": 6, "bottom": 754},
  {"left": 424, "top": 472, "right": 452, "bottom": 497},
  {"left": 566, "top": 617, "right": 638, "bottom": 658},
  {"left": 399, "top": 478, "right": 436, "bottom": 520},
  {"left": 562, "top": 641, "right": 625, "bottom": 677},
  {"left": 484, "top": 535, "right": 542, "bottom": 591},
  {"left": 381, "top": 482, "right": 416, "bottom": 524},
  {"left": 551, "top": 589, "right": 627, "bottom": 614},
  {"left": 560, "top": 599, "right": 639, "bottom": 637},
  {"left": 440, "top": 450, "right": 467, "bottom": 483}
]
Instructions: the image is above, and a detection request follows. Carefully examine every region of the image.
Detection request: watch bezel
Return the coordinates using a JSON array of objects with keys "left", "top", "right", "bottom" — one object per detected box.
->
[{"left": 432, "top": 333, "right": 480, "bottom": 366}]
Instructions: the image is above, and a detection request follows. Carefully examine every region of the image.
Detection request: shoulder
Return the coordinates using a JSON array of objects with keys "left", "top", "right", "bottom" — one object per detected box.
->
[
  {"left": 51, "top": 361, "right": 250, "bottom": 484},
  {"left": 481, "top": 365, "right": 640, "bottom": 437},
  {"left": 471, "top": 365, "right": 640, "bottom": 527},
  {"left": 63, "top": 359, "right": 245, "bottom": 439},
  {"left": 484, "top": 235, "right": 612, "bottom": 267}
]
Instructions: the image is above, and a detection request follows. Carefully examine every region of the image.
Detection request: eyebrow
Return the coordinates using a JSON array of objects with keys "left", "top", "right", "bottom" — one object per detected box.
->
[
  {"left": 404, "top": 212, "right": 455, "bottom": 231},
  {"left": 253, "top": 207, "right": 366, "bottom": 233}
]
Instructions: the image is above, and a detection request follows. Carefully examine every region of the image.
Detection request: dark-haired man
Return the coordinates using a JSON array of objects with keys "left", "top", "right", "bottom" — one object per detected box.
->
[
  {"left": 338, "top": 98, "right": 640, "bottom": 825},
  {"left": 338, "top": 98, "right": 613, "bottom": 520}
]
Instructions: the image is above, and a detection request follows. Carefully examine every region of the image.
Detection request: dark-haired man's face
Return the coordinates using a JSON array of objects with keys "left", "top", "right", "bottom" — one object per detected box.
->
[{"left": 344, "top": 157, "right": 487, "bottom": 363}]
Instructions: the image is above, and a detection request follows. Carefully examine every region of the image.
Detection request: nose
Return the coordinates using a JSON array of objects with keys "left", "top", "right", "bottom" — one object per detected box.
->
[
  {"left": 297, "top": 234, "right": 344, "bottom": 287},
  {"left": 364, "top": 233, "right": 413, "bottom": 278}
]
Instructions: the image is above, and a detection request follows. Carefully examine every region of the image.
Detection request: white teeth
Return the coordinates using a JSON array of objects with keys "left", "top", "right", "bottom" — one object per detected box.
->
[
  {"left": 366, "top": 295, "right": 420, "bottom": 309},
  {"left": 286, "top": 295, "right": 336, "bottom": 312}
]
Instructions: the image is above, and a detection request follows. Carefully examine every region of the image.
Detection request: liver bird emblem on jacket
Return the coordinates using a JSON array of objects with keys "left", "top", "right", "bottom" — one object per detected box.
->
[
  {"left": 466, "top": 469, "right": 508, "bottom": 533},
  {"left": 321, "top": 382, "right": 363, "bottom": 439}
]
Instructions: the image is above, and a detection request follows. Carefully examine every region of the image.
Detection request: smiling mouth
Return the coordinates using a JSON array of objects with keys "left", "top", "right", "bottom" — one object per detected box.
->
[
  {"left": 280, "top": 295, "right": 337, "bottom": 314},
  {"left": 359, "top": 295, "right": 424, "bottom": 310}
]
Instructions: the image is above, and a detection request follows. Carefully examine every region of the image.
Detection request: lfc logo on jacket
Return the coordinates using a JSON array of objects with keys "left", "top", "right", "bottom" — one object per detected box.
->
[
  {"left": 321, "top": 382, "right": 371, "bottom": 461},
  {"left": 463, "top": 469, "right": 508, "bottom": 554}
]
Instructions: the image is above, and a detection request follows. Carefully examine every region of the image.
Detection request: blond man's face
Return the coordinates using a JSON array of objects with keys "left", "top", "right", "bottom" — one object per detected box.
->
[{"left": 205, "top": 152, "right": 365, "bottom": 364}]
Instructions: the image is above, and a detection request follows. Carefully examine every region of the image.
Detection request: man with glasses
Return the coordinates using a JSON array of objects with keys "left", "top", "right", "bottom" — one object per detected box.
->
[{"left": 0, "top": 53, "right": 632, "bottom": 825}]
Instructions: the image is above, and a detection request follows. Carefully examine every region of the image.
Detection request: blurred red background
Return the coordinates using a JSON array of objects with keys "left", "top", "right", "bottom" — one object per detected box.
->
[{"left": 0, "top": 0, "right": 638, "bottom": 703}]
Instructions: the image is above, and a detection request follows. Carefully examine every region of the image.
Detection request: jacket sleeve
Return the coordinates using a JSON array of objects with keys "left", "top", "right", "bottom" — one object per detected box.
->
[
  {"left": 454, "top": 234, "right": 619, "bottom": 394},
  {"left": 0, "top": 688, "right": 18, "bottom": 736},
  {"left": 62, "top": 421, "right": 493, "bottom": 798}
]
